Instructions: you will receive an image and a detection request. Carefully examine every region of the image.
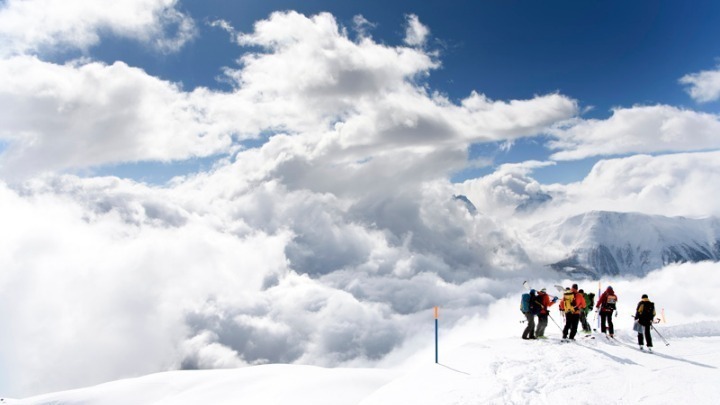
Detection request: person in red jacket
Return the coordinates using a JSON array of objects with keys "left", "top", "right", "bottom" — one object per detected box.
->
[
  {"left": 534, "top": 288, "right": 558, "bottom": 339},
  {"left": 596, "top": 286, "right": 618, "bottom": 337},
  {"left": 560, "top": 284, "right": 586, "bottom": 341}
]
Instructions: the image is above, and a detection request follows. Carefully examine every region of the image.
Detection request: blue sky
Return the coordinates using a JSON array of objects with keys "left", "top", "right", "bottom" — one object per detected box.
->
[{"left": 3, "top": 1, "right": 720, "bottom": 184}]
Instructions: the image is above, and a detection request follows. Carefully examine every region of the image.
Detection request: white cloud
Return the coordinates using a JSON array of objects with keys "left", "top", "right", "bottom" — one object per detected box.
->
[
  {"left": 547, "top": 105, "right": 720, "bottom": 160},
  {"left": 458, "top": 161, "right": 554, "bottom": 218},
  {"left": 680, "top": 64, "right": 720, "bottom": 103},
  {"left": 554, "top": 151, "right": 720, "bottom": 219},
  {"left": 0, "top": 56, "right": 239, "bottom": 179},
  {"left": 0, "top": 0, "right": 196, "bottom": 56},
  {"left": 403, "top": 14, "right": 430, "bottom": 47},
  {"left": 0, "top": 11, "right": 577, "bottom": 181},
  {"left": 352, "top": 14, "right": 376, "bottom": 39}
]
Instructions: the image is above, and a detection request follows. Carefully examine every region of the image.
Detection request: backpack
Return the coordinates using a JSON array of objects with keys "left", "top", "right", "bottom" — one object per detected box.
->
[
  {"left": 529, "top": 294, "right": 542, "bottom": 315},
  {"left": 563, "top": 290, "right": 576, "bottom": 314},
  {"left": 638, "top": 301, "right": 655, "bottom": 323},
  {"left": 586, "top": 292, "right": 595, "bottom": 309},
  {"left": 603, "top": 294, "right": 617, "bottom": 312},
  {"left": 520, "top": 293, "right": 531, "bottom": 313}
]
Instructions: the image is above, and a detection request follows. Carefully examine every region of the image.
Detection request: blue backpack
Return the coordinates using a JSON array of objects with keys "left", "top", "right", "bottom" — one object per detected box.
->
[{"left": 520, "top": 293, "right": 531, "bottom": 313}]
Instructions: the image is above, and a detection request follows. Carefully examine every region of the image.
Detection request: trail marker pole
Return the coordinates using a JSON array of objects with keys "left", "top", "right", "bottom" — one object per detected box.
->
[
  {"left": 597, "top": 282, "right": 601, "bottom": 331},
  {"left": 434, "top": 306, "right": 439, "bottom": 363}
]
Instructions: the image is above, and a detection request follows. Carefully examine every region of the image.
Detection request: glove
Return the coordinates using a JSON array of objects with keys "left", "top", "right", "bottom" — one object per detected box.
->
[{"left": 552, "top": 297, "right": 558, "bottom": 303}]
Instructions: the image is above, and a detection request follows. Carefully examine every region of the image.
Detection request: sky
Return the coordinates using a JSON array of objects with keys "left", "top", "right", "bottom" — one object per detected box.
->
[{"left": 2, "top": 0, "right": 720, "bottom": 398}]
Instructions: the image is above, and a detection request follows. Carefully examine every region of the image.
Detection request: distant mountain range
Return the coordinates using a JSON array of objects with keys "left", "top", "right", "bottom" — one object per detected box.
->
[{"left": 530, "top": 211, "right": 720, "bottom": 278}]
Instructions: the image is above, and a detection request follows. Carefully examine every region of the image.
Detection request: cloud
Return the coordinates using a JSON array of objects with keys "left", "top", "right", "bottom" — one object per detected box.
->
[
  {"left": 0, "top": 11, "right": 577, "bottom": 181},
  {"left": 403, "top": 14, "right": 430, "bottom": 47},
  {"left": 547, "top": 105, "right": 720, "bottom": 160},
  {"left": 352, "top": 14, "right": 376, "bottom": 39},
  {"left": 680, "top": 64, "right": 720, "bottom": 103},
  {"left": 0, "top": 56, "right": 238, "bottom": 179},
  {"left": 554, "top": 151, "right": 720, "bottom": 219},
  {"left": 458, "top": 161, "right": 555, "bottom": 218},
  {"left": 0, "top": 0, "right": 196, "bottom": 56}
]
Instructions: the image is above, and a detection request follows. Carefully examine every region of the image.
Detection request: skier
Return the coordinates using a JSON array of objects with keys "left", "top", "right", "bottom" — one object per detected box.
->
[
  {"left": 579, "top": 289, "right": 594, "bottom": 333},
  {"left": 596, "top": 286, "right": 618, "bottom": 337},
  {"left": 635, "top": 294, "right": 656, "bottom": 351},
  {"left": 560, "top": 284, "right": 586, "bottom": 341},
  {"left": 521, "top": 289, "right": 540, "bottom": 339},
  {"left": 535, "top": 288, "right": 558, "bottom": 339}
]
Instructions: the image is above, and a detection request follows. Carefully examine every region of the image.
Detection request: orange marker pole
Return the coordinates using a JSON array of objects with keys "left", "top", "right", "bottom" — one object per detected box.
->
[
  {"left": 662, "top": 308, "right": 666, "bottom": 323},
  {"left": 434, "top": 306, "right": 439, "bottom": 363}
]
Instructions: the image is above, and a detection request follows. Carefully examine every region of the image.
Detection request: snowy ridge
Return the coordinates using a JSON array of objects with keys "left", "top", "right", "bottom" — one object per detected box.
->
[
  {"left": 6, "top": 262, "right": 720, "bottom": 405},
  {"left": 6, "top": 324, "right": 719, "bottom": 405},
  {"left": 531, "top": 211, "right": 720, "bottom": 277}
]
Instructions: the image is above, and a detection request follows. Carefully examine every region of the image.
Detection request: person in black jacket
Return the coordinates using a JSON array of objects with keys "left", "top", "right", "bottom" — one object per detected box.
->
[
  {"left": 522, "top": 289, "right": 541, "bottom": 340},
  {"left": 634, "top": 294, "right": 656, "bottom": 351}
]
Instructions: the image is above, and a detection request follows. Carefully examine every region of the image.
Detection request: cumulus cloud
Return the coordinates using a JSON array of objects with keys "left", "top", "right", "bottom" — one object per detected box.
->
[
  {"left": 0, "top": 11, "right": 576, "bottom": 180},
  {"left": 0, "top": 0, "right": 196, "bottom": 56},
  {"left": 0, "top": 56, "right": 243, "bottom": 179},
  {"left": 0, "top": 171, "right": 541, "bottom": 396},
  {"left": 680, "top": 64, "right": 720, "bottom": 103},
  {"left": 547, "top": 105, "right": 720, "bottom": 160},
  {"left": 552, "top": 151, "right": 720, "bottom": 219},
  {"left": 458, "top": 161, "right": 554, "bottom": 218},
  {"left": 403, "top": 14, "right": 429, "bottom": 47}
]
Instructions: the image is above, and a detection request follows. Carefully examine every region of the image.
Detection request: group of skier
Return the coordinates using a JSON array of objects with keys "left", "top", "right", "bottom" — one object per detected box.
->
[{"left": 520, "top": 283, "right": 659, "bottom": 351}]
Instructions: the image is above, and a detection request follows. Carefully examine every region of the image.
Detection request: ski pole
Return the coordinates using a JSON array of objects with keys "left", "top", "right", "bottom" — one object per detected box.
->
[
  {"left": 548, "top": 314, "right": 563, "bottom": 331},
  {"left": 651, "top": 324, "right": 670, "bottom": 346}
]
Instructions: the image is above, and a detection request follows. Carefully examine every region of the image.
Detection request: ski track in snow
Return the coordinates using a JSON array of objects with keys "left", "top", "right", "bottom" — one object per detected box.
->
[{"left": 359, "top": 327, "right": 720, "bottom": 405}]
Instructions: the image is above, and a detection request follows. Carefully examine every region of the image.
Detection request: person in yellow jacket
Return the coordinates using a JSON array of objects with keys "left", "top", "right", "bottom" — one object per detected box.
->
[{"left": 559, "top": 284, "right": 586, "bottom": 341}]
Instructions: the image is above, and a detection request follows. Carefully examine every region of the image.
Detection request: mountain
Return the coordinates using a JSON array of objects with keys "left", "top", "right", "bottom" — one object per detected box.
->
[{"left": 530, "top": 211, "right": 720, "bottom": 278}]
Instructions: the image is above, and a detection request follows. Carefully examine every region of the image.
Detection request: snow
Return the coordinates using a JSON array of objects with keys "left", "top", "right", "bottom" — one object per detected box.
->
[
  {"left": 5, "top": 264, "right": 720, "bottom": 404},
  {"left": 5, "top": 327, "right": 719, "bottom": 404}
]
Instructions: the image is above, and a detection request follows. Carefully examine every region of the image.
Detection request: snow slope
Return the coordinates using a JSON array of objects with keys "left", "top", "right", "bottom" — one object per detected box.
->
[
  {"left": 530, "top": 211, "right": 720, "bottom": 277},
  {"left": 5, "top": 324, "right": 719, "bottom": 405},
  {"left": 6, "top": 261, "right": 720, "bottom": 405}
]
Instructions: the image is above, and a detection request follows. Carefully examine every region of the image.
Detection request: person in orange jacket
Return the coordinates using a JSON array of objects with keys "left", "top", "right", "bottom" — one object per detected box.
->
[
  {"left": 534, "top": 288, "right": 558, "bottom": 339},
  {"left": 560, "top": 283, "right": 586, "bottom": 341}
]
